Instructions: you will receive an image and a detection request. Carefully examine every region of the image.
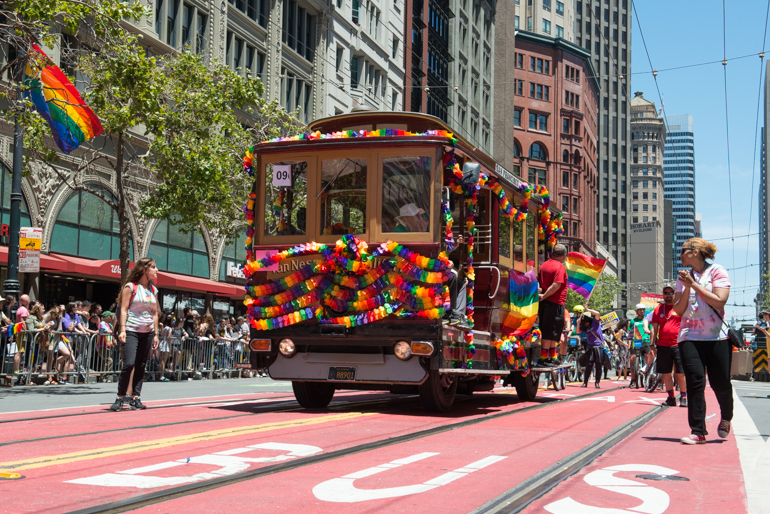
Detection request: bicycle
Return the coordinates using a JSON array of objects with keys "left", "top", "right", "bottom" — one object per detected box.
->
[{"left": 564, "top": 335, "right": 583, "bottom": 382}]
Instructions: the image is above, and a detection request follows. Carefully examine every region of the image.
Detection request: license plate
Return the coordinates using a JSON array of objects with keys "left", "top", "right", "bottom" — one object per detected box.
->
[{"left": 328, "top": 366, "right": 357, "bottom": 381}]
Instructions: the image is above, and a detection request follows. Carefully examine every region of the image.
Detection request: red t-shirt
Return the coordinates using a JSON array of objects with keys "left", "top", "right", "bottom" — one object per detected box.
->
[
  {"left": 652, "top": 303, "right": 681, "bottom": 347},
  {"left": 538, "top": 259, "right": 568, "bottom": 305}
]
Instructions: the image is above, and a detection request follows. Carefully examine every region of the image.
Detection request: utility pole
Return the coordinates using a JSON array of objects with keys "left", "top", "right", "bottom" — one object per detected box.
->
[{"left": 3, "top": 51, "right": 25, "bottom": 302}]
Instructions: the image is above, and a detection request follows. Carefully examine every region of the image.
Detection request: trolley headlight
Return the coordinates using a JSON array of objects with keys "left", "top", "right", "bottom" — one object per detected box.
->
[
  {"left": 278, "top": 338, "right": 296, "bottom": 357},
  {"left": 250, "top": 339, "right": 271, "bottom": 352},
  {"left": 394, "top": 340, "right": 412, "bottom": 361}
]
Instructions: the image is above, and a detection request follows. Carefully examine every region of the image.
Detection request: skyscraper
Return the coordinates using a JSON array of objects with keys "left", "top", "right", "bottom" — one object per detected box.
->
[
  {"left": 574, "top": 0, "right": 632, "bottom": 308},
  {"left": 663, "top": 114, "right": 696, "bottom": 273}
]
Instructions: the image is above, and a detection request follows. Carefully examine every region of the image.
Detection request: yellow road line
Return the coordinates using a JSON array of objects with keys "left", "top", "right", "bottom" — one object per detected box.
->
[{"left": 0, "top": 411, "right": 375, "bottom": 473}]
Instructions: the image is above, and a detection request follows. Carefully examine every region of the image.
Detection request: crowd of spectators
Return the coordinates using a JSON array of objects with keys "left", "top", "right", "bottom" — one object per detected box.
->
[{"left": 1, "top": 296, "right": 257, "bottom": 385}]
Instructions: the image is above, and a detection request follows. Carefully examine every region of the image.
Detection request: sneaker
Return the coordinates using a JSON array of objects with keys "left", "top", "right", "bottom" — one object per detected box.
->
[
  {"left": 535, "top": 359, "right": 550, "bottom": 368},
  {"left": 548, "top": 358, "right": 562, "bottom": 367},
  {"left": 595, "top": 382, "right": 601, "bottom": 389},
  {"left": 664, "top": 396, "right": 677, "bottom": 407},
  {"left": 717, "top": 420, "right": 731, "bottom": 438},
  {"left": 681, "top": 434, "right": 706, "bottom": 445},
  {"left": 129, "top": 397, "right": 147, "bottom": 410},
  {"left": 109, "top": 396, "right": 125, "bottom": 412},
  {"left": 581, "top": 383, "right": 588, "bottom": 388},
  {"left": 679, "top": 397, "right": 688, "bottom": 408}
]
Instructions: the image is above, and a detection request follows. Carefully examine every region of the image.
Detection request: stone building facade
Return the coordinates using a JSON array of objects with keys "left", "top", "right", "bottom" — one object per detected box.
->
[{"left": 629, "top": 91, "right": 667, "bottom": 302}]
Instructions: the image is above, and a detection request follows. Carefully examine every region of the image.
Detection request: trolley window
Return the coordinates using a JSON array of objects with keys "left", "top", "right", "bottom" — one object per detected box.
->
[
  {"left": 320, "top": 158, "right": 368, "bottom": 235},
  {"left": 263, "top": 161, "right": 308, "bottom": 237},
  {"left": 381, "top": 156, "right": 432, "bottom": 233}
]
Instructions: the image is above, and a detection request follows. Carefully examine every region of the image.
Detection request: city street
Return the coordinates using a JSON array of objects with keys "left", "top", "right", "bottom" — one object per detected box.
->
[{"left": 1, "top": 377, "right": 767, "bottom": 513}]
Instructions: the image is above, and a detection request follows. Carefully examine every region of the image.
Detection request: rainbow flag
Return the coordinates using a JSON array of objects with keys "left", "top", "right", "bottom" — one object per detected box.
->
[
  {"left": 502, "top": 269, "right": 539, "bottom": 336},
  {"left": 24, "top": 44, "right": 103, "bottom": 154},
  {"left": 6, "top": 322, "right": 24, "bottom": 338},
  {"left": 565, "top": 252, "right": 607, "bottom": 300}
]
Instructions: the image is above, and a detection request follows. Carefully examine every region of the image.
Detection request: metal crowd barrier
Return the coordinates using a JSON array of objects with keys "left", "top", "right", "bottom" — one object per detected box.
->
[{"left": 2, "top": 330, "right": 253, "bottom": 386}]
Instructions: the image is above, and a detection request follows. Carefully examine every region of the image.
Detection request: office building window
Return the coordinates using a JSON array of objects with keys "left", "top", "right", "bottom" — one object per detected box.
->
[
  {"left": 556, "top": 25, "right": 563, "bottom": 38},
  {"left": 542, "top": 19, "right": 551, "bottom": 34},
  {"left": 562, "top": 196, "right": 569, "bottom": 212},
  {"left": 556, "top": 1, "right": 564, "bottom": 15},
  {"left": 514, "top": 109, "right": 521, "bottom": 127}
]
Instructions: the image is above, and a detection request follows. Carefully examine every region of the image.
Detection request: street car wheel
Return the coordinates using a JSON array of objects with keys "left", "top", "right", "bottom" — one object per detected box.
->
[
  {"left": 419, "top": 370, "right": 457, "bottom": 412},
  {"left": 292, "top": 381, "right": 335, "bottom": 409},
  {"left": 513, "top": 370, "right": 539, "bottom": 401}
]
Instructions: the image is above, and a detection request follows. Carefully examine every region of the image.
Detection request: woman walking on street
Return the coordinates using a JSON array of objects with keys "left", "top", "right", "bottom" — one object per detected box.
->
[
  {"left": 111, "top": 258, "right": 160, "bottom": 411},
  {"left": 672, "top": 238, "right": 732, "bottom": 445},
  {"left": 614, "top": 319, "right": 630, "bottom": 381},
  {"left": 577, "top": 307, "right": 604, "bottom": 388}
]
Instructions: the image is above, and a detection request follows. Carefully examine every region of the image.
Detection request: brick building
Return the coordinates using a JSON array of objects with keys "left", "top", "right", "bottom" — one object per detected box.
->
[{"left": 512, "top": 32, "right": 600, "bottom": 256}]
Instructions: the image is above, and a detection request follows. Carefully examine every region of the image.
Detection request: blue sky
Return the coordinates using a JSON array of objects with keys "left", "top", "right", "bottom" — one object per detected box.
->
[{"left": 630, "top": 0, "right": 768, "bottom": 323}]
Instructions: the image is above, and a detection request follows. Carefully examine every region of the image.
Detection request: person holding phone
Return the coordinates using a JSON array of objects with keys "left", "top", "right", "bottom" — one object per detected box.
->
[{"left": 672, "top": 238, "right": 732, "bottom": 445}]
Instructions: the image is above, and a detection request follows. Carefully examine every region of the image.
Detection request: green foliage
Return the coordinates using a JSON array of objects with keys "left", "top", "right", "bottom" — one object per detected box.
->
[
  {"left": 138, "top": 50, "right": 303, "bottom": 239},
  {"left": 1, "top": 0, "right": 147, "bottom": 78},
  {"left": 564, "top": 274, "right": 622, "bottom": 315},
  {"left": 758, "top": 272, "right": 770, "bottom": 312}
]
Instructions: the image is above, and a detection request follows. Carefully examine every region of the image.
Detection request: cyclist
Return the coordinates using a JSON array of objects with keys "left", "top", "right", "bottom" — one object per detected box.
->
[
  {"left": 629, "top": 303, "right": 651, "bottom": 388},
  {"left": 651, "top": 284, "right": 688, "bottom": 407}
]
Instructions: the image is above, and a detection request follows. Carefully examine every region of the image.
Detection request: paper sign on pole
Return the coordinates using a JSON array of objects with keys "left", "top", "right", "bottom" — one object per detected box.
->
[
  {"left": 19, "top": 227, "right": 42, "bottom": 273},
  {"left": 272, "top": 165, "right": 292, "bottom": 187},
  {"left": 600, "top": 311, "right": 619, "bottom": 328}
]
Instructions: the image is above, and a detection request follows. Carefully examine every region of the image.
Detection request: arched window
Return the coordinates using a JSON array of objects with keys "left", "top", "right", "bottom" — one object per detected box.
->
[
  {"left": 573, "top": 150, "right": 581, "bottom": 165},
  {"left": 513, "top": 140, "right": 521, "bottom": 157},
  {"left": 51, "top": 187, "right": 133, "bottom": 260},
  {"left": 219, "top": 231, "right": 247, "bottom": 281},
  {"left": 148, "top": 219, "right": 209, "bottom": 278},
  {"left": 562, "top": 149, "right": 570, "bottom": 163},
  {"left": 529, "top": 142, "right": 546, "bottom": 160},
  {"left": 0, "top": 162, "right": 31, "bottom": 229}
]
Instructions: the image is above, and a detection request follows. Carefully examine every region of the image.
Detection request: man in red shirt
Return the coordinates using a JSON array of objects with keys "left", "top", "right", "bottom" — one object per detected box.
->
[
  {"left": 537, "top": 244, "right": 569, "bottom": 367},
  {"left": 651, "top": 284, "right": 688, "bottom": 407}
]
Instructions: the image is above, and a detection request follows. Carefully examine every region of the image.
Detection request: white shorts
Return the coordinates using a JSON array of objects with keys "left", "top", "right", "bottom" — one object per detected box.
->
[
  {"left": 55, "top": 341, "right": 69, "bottom": 353},
  {"left": 5, "top": 343, "right": 17, "bottom": 355},
  {"left": 158, "top": 339, "right": 171, "bottom": 352}
]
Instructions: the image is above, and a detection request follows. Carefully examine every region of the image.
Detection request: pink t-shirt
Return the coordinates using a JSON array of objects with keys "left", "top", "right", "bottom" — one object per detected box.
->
[
  {"left": 675, "top": 264, "right": 731, "bottom": 342},
  {"left": 15, "top": 305, "right": 29, "bottom": 323}
]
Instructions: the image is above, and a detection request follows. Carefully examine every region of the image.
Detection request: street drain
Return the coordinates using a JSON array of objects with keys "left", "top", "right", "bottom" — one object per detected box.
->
[
  {"left": 0, "top": 472, "right": 24, "bottom": 480},
  {"left": 636, "top": 474, "right": 689, "bottom": 482}
]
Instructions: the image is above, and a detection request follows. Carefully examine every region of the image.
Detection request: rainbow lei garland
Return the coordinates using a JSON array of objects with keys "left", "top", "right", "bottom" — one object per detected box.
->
[
  {"left": 490, "top": 328, "right": 541, "bottom": 376},
  {"left": 242, "top": 235, "right": 451, "bottom": 330}
]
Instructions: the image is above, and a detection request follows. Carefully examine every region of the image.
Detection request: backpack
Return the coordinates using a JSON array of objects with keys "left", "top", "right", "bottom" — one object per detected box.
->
[{"left": 116, "top": 282, "right": 158, "bottom": 332}]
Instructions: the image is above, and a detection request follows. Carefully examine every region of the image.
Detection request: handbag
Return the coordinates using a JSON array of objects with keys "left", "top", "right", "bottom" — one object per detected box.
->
[
  {"left": 705, "top": 302, "right": 744, "bottom": 348},
  {"left": 690, "top": 268, "right": 744, "bottom": 348}
]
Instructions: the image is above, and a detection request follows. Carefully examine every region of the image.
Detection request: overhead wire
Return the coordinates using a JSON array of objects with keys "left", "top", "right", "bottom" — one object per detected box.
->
[{"left": 741, "top": 0, "right": 770, "bottom": 300}]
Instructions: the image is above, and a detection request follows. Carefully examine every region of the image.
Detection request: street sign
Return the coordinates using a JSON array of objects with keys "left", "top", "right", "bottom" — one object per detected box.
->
[
  {"left": 600, "top": 311, "right": 619, "bottom": 328},
  {"left": 19, "top": 227, "right": 42, "bottom": 273}
]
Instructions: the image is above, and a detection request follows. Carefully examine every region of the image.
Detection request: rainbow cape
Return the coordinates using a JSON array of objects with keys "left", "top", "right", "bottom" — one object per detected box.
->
[
  {"left": 502, "top": 269, "right": 539, "bottom": 336},
  {"left": 24, "top": 43, "right": 103, "bottom": 154},
  {"left": 6, "top": 322, "right": 24, "bottom": 338},
  {"left": 565, "top": 252, "right": 607, "bottom": 300}
]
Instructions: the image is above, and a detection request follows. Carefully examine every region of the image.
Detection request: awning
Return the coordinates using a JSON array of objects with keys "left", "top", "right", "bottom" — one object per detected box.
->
[
  {"left": 48, "top": 254, "right": 244, "bottom": 297},
  {"left": 0, "top": 245, "right": 71, "bottom": 272}
]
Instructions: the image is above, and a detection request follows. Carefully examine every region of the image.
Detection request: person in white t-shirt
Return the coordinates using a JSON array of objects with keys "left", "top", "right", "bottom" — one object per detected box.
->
[{"left": 673, "top": 238, "right": 732, "bottom": 445}]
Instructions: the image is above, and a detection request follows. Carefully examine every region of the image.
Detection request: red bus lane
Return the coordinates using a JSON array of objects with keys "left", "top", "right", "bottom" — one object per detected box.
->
[
  {"left": 523, "top": 388, "right": 747, "bottom": 514},
  {"left": 114, "top": 385, "right": 660, "bottom": 514},
  {"left": 0, "top": 387, "right": 538, "bottom": 513}
]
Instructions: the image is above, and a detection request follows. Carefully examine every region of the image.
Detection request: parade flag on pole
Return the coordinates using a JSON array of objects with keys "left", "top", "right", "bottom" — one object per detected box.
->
[
  {"left": 23, "top": 43, "right": 103, "bottom": 154},
  {"left": 565, "top": 252, "right": 607, "bottom": 301},
  {"left": 502, "top": 269, "right": 539, "bottom": 336}
]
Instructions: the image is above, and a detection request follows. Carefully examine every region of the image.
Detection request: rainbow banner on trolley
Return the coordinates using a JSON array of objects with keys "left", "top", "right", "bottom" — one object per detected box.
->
[
  {"left": 565, "top": 252, "right": 607, "bottom": 300},
  {"left": 502, "top": 269, "right": 539, "bottom": 336}
]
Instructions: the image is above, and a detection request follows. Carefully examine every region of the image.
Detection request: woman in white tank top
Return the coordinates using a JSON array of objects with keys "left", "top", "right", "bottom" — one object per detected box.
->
[{"left": 110, "top": 258, "right": 159, "bottom": 412}]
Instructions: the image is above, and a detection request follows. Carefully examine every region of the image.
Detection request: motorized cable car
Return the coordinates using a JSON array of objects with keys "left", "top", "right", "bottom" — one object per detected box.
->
[{"left": 242, "top": 110, "right": 563, "bottom": 411}]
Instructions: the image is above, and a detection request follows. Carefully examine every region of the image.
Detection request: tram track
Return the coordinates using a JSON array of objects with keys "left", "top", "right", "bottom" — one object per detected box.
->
[
  {"left": 0, "top": 392, "right": 425, "bottom": 447},
  {"left": 65, "top": 385, "right": 630, "bottom": 514}
]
